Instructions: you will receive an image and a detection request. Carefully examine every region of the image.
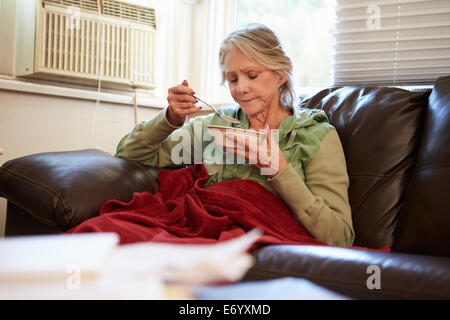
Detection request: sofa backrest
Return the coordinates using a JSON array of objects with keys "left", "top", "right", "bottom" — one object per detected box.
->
[
  {"left": 394, "top": 75, "right": 450, "bottom": 257},
  {"left": 301, "top": 85, "right": 431, "bottom": 250}
]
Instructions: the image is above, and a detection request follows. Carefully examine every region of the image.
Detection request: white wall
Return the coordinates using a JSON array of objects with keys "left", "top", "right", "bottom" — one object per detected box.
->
[{"left": 0, "top": 89, "right": 162, "bottom": 236}]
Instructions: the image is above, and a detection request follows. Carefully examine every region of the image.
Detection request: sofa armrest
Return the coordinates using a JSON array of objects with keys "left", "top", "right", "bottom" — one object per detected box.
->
[
  {"left": 245, "top": 245, "right": 450, "bottom": 299},
  {"left": 0, "top": 149, "right": 159, "bottom": 232}
]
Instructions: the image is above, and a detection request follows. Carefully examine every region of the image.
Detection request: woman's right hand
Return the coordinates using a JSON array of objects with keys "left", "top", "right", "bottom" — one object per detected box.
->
[{"left": 166, "top": 80, "right": 201, "bottom": 126}]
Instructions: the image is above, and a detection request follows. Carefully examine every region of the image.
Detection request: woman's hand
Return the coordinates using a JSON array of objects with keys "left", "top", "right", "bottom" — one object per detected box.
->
[
  {"left": 224, "top": 124, "right": 288, "bottom": 177},
  {"left": 167, "top": 80, "right": 201, "bottom": 126}
]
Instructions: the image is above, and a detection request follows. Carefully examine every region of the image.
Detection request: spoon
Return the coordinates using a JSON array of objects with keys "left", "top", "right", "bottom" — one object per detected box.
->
[{"left": 193, "top": 95, "right": 241, "bottom": 124}]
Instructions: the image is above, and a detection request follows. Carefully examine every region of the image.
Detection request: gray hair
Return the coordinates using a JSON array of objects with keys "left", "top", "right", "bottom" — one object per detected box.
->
[{"left": 219, "top": 23, "right": 296, "bottom": 110}]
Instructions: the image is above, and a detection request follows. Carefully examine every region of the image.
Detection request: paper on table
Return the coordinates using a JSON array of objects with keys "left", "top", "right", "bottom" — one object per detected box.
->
[
  {"left": 105, "top": 228, "right": 263, "bottom": 285},
  {"left": 194, "top": 277, "right": 350, "bottom": 300},
  {"left": 0, "top": 233, "right": 157, "bottom": 299},
  {"left": 0, "top": 229, "right": 262, "bottom": 299},
  {"left": 0, "top": 233, "right": 119, "bottom": 283}
]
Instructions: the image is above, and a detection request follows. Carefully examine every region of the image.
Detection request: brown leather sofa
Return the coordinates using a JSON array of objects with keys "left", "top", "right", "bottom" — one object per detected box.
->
[{"left": 1, "top": 75, "right": 449, "bottom": 299}]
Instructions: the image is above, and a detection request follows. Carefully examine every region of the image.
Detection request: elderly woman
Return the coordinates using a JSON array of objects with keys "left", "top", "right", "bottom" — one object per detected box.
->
[{"left": 116, "top": 24, "right": 354, "bottom": 246}]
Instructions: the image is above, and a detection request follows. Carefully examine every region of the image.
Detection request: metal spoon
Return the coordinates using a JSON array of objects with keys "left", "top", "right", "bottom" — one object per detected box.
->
[{"left": 193, "top": 95, "right": 241, "bottom": 124}]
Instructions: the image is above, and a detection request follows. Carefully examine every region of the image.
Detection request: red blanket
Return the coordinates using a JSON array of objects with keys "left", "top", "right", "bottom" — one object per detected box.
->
[{"left": 66, "top": 164, "right": 389, "bottom": 252}]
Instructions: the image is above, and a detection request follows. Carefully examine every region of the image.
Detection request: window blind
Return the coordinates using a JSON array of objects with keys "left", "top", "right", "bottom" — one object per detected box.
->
[{"left": 333, "top": 0, "right": 450, "bottom": 86}]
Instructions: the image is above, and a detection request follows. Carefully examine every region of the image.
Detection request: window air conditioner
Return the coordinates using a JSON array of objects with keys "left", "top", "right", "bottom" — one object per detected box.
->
[{"left": 15, "top": 0, "right": 157, "bottom": 90}]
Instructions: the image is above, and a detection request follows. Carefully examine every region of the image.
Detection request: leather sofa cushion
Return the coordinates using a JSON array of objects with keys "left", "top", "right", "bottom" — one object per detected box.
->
[
  {"left": 301, "top": 87, "right": 430, "bottom": 249},
  {"left": 0, "top": 149, "right": 159, "bottom": 231},
  {"left": 394, "top": 75, "right": 450, "bottom": 256}
]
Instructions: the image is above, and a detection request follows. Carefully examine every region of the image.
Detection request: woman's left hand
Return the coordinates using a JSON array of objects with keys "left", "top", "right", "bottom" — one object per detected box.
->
[{"left": 224, "top": 125, "right": 288, "bottom": 177}]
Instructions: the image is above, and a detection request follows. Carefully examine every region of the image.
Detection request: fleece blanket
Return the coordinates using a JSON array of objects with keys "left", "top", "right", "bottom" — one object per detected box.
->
[{"left": 66, "top": 164, "right": 389, "bottom": 252}]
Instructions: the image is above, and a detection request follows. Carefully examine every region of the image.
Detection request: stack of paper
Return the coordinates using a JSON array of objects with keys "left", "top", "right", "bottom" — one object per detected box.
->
[
  {"left": 0, "top": 233, "right": 119, "bottom": 283},
  {"left": 0, "top": 229, "right": 262, "bottom": 299}
]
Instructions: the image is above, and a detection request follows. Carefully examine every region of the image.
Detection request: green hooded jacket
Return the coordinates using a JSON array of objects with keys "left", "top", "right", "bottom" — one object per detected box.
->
[{"left": 116, "top": 105, "right": 355, "bottom": 246}]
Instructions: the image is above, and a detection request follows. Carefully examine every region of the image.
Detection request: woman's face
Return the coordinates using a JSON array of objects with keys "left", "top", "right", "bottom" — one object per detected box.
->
[{"left": 224, "top": 47, "right": 285, "bottom": 117}]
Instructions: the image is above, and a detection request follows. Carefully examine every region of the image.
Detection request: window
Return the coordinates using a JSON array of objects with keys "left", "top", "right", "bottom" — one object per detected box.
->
[
  {"left": 333, "top": 0, "right": 450, "bottom": 86},
  {"left": 237, "top": 0, "right": 337, "bottom": 88}
]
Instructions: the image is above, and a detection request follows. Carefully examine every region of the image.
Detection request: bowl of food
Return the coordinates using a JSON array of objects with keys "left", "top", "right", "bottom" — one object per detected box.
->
[{"left": 207, "top": 125, "right": 266, "bottom": 148}]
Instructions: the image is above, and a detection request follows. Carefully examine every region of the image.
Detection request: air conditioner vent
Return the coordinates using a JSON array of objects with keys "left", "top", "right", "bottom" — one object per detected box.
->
[
  {"left": 43, "top": 0, "right": 157, "bottom": 30},
  {"left": 103, "top": 0, "right": 156, "bottom": 29},
  {"left": 43, "top": 0, "right": 99, "bottom": 14}
]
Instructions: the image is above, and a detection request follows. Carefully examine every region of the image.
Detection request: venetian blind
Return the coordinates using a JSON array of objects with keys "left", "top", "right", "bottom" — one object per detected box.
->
[{"left": 333, "top": 0, "right": 450, "bottom": 86}]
